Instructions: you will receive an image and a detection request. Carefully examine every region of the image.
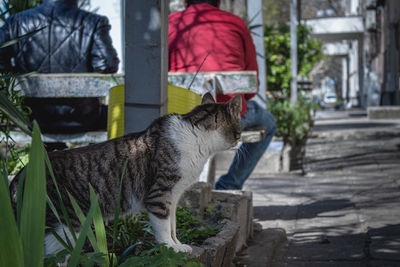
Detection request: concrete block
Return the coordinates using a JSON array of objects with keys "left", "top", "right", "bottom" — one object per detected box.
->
[
  {"left": 368, "top": 106, "right": 400, "bottom": 119},
  {"left": 211, "top": 190, "right": 253, "bottom": 252},
  {"left": 218, "top": 220, "right": 240, "bottom": 267},
  {"left": 243, "top": 191, "right": 254, "bottom": 240},
  {"left": 202, "top": 219, "right": 240, "bottom": 267},
  {"left": 179, "top": 182, "right": 212, "bottom": 218},
  {"left": 189, "top": 246, "right": 206, "bottom": 263}
]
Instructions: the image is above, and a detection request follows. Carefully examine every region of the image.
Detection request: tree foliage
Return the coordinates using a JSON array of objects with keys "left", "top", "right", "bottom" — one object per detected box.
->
[{"left": 264, "top": 23, "right": 323, "bottom": 96}]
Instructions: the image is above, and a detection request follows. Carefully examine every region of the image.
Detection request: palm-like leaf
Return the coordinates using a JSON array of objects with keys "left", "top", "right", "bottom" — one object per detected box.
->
[
  {"left": 0, "top": 27, "right": 46, "bottom": 49},
  {"left": 0, "top": 91, "right": 32, "bottom": 135}
]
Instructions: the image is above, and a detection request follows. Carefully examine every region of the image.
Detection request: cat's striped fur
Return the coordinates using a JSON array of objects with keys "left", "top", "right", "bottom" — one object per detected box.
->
[{"left": 9, "top": 93, "right": 242, "bottom": 254}]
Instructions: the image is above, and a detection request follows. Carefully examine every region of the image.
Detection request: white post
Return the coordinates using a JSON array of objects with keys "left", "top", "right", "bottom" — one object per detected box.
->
[
  {"left": 290, "top": 0, "right": 298, "bottom": 104},
  {"left": 247, "top": 0, "right": 267, "bottom": 109},
  {"left": 341, "top": 56, "right": 347, "bottom": 101}
]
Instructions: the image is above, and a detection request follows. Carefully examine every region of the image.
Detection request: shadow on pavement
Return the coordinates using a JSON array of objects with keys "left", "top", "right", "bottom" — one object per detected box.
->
[
  {"left": 271, "top": 223, "right": 400, "bottom": 266},
  {"left": 313, "top": 122, "right": 397, "bottom": 131},
  {"left": 254, "top": 199, "right": 354, "bottom": 220}
]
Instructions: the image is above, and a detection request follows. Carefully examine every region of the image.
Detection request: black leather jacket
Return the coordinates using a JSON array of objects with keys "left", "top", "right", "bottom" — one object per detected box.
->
[
  {"left": 0, "top": 0, "right": 119, "bottom": 73},
  {"left": 0, "top": 0, "right": 119, "bottom": 133}
]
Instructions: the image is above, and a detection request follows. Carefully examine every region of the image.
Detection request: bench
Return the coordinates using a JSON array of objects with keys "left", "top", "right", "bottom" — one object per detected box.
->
[
  {"left": 6, "top": 72, "right": 266, "bottom": 184},
  {"left": 8, "top": 73, "right": 124, "bottom": 143}
]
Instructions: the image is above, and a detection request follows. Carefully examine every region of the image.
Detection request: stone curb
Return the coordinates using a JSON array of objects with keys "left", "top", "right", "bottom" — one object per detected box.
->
[
  {"left": 210, "top": 190, "right": 253, "bottom": 252},
  {"left": 368, "top": 106, "right": 400, "bottom": 119},
  {"left": 189, "top": 220, "right": 240, "bottom": 267},
  {"left": 179, "top": 182, "right": 212, "bottom": 219},
  {"left": 181, "top": 182, "right": 255, "bottom": 266},
  {"left": 234, "top": 226, "right": 287, "bottom": 267},
  {"left": 201, "top": 219, "right": 240, "bottom": 267}
]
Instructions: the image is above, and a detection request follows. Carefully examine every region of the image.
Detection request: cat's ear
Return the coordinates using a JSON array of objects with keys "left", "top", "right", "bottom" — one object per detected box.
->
[
  {"left": 228, "top": 95, "right": 242, "bottom": 117},
  {"left": 201, "top": 92, "right": 215, "bottom": 104}
]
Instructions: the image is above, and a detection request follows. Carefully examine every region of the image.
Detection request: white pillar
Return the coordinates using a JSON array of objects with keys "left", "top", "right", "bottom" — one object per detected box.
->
[
  {"left": 290, "top": 0, "right": 298, "bottom": 104},
  {"left": 341, "top": 57, "right": 347, "bottom": 101},
  {"left": 358, "top": 37, "right": 365, "bottom": 107},
  {"left": 247, "top": 0, "right": 267, "bottom": 109}
]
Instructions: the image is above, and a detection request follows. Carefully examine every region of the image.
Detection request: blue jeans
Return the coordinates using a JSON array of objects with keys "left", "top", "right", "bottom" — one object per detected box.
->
[{"left": 215, "top": 101, "right": 276, "bottom": 190}]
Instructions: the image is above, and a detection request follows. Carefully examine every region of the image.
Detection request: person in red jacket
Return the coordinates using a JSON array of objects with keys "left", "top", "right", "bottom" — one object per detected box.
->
[{"left": 169, "top": 0, "right": 276, "bottom": 189}]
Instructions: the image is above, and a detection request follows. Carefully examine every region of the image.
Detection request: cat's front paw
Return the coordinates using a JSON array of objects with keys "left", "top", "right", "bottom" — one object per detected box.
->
[{"left": 170, "top": 243, "right": 192, "bottom": 253}]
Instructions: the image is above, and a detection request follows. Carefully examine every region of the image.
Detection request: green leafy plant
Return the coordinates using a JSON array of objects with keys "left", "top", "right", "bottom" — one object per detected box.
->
[
  {"left": 176, "top": 206, "right": 220, "bottom": 245},
  {"left": 119, "top": 244, "right": 202, "bottom": 267},
  {"left": 5, "top": 144, "right": 30, "bottom": 175},
  {"left": 0, "top": 32, "right": 39, "bottom": 177},
  {"left": 264, "top": 23, "right": 323, "bottom": 96},
  {"left": 43, "top": 159, "right": 130, "bottom": 267},
  {"left": 269, "top": 96, "right": 313, "bottom": 146},
  {"left": 0, "top": 122, "right": 47, "bottom": 267},
  {"left": 269, "top": 95, "right": 318, "bottom": 170},
  {"left": 0, "top": 79, "right": 32, "bottom": 177},
  {"left": 106, "top": 211, "right": 154, "bottom": 258},
  {"left": 107, "top": 206, "right": 217, "bottom": 265},
  {"left": 0, "top": 121, "right": 107, "bottom": 267}
]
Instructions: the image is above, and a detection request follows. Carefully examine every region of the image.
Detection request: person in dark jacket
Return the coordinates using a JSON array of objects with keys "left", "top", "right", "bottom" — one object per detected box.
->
[{"left": 0, "top": 0, "right": 119, "bottom": 136}]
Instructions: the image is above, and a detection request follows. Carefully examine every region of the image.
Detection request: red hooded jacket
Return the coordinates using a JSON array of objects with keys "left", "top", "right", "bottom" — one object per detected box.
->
[{"left": 168, "top": 3, "right": 258, "bottom": 115}]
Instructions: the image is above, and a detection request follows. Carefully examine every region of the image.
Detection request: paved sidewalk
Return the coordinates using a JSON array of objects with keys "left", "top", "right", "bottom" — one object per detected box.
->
[{"left": 237, "top": 109, "right": 400, "bottom": 267}]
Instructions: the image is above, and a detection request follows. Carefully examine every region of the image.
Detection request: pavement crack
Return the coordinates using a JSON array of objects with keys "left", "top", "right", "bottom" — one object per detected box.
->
[{"left": 363, "top": 229, "right": 372, "bottom": 264}]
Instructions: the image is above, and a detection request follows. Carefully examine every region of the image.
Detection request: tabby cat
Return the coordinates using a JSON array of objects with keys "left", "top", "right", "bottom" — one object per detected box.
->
[{"left": 10, "top": 93, "right": 242, "bottom": 254}]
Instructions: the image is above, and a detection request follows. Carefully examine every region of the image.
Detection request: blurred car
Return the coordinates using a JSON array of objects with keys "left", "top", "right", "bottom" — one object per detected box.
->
[{"left": 321, "top": 93, "right": 337, "bottom": 107}]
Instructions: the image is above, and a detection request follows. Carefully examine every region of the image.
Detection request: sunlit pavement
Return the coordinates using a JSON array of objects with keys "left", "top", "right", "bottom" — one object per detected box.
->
[{"left": 241, "top": 109, "right": 400, "bottom": 267}]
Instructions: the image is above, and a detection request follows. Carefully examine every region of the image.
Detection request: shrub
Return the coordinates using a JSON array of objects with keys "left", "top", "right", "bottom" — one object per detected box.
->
[
  {"left": 268, "top": 95, "right": 318, "bottom": 170},
  {"left": 269, "top": 95, "right": 315, "bottom": 146}
]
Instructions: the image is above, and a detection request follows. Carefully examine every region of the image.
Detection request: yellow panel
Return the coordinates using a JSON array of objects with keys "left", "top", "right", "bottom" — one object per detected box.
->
[
  {"left": 107, "top": 85, "right": 125, "bottom": 139},
  {"left": 107, "top": 83, "right": 202, "bottom": 139},
  {"left": 168, "top": 82, "right": 202, "bottom": 114}
]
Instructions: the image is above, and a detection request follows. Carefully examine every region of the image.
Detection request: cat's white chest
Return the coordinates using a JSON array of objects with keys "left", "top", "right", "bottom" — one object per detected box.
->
[{"left": 167, "top": 116, "right": 226, "bottom": 191}]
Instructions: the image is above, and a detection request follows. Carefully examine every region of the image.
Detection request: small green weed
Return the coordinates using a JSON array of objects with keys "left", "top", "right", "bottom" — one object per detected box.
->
[
  {"left": 6, "top": 144, "right": 30, "bottom": 175},
  {"left": 106, "top": 211, "right": 155, "bottom": 257},
  {"left": 176, "top": 206, "right": 220, "bottom": 245}
]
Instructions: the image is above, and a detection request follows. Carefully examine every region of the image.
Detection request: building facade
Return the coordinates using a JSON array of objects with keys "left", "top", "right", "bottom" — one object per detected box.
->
[
  {"left": 363, "top": 0, "right": 400, "bottom": 106},
  {"left": 304, "top": 0, "right": 400, "bottom": 107}
]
